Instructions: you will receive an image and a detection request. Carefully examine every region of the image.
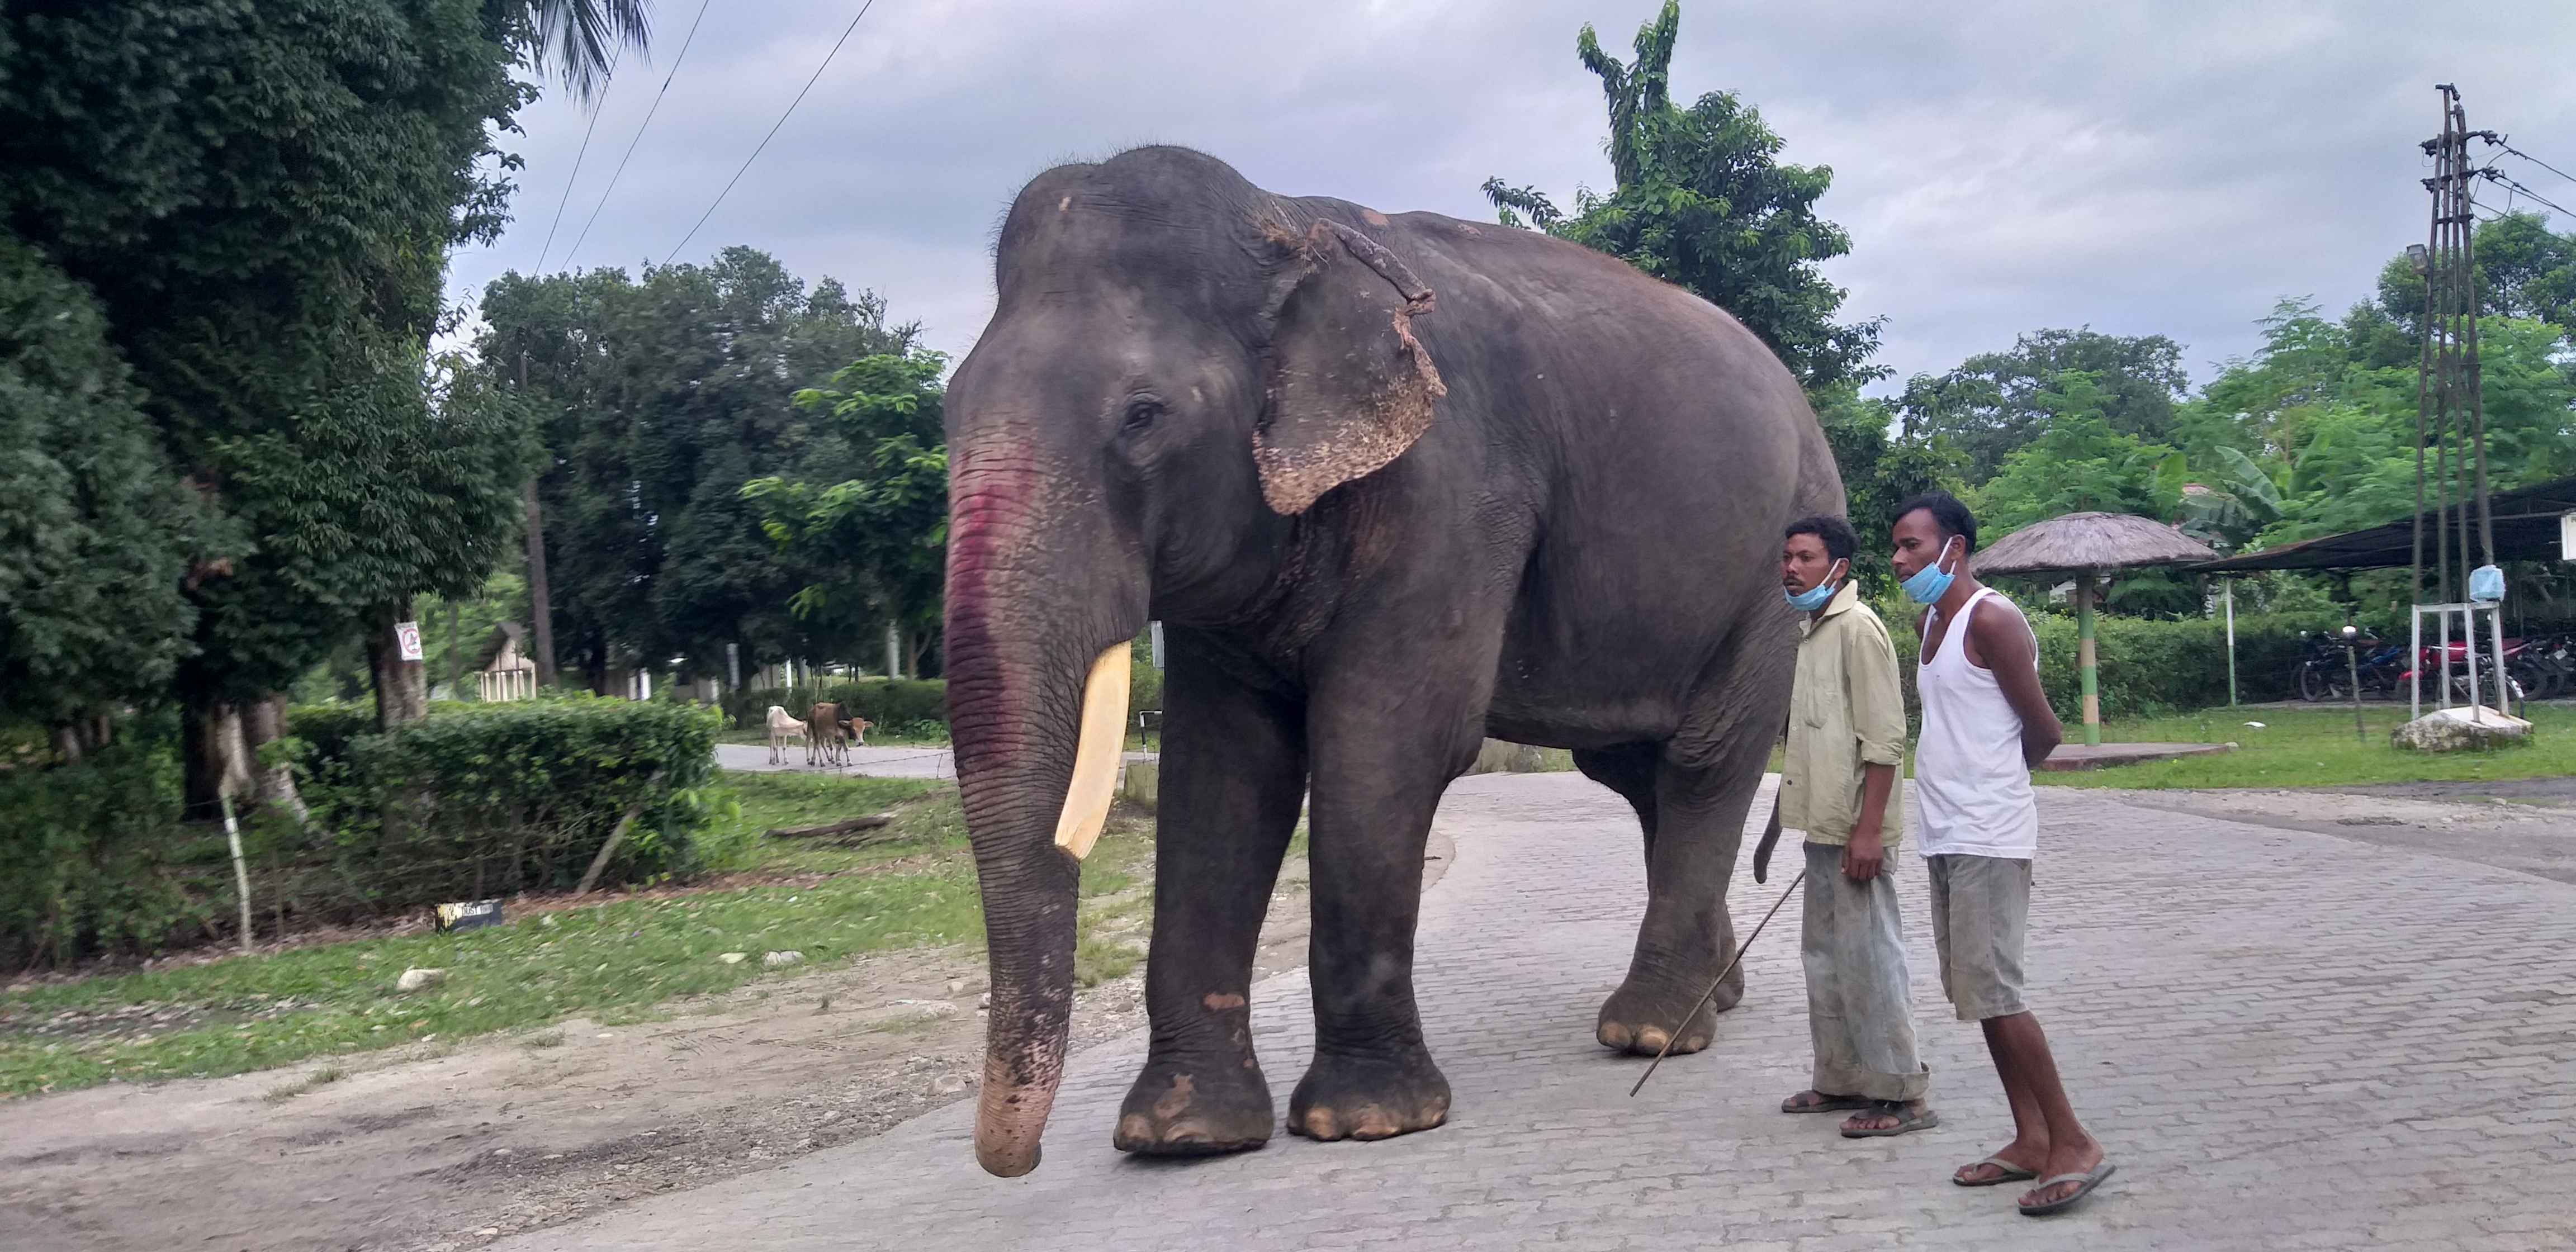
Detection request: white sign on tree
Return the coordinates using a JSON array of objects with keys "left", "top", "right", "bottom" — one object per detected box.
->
[{"left": 395, "top": 620, "right": 425, "bottom": 662}]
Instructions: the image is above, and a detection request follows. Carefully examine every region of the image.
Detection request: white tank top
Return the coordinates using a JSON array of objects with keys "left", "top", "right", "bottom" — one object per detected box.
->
[{"left": 1915, "top": 587, "right": 2040, "bottom": 859}]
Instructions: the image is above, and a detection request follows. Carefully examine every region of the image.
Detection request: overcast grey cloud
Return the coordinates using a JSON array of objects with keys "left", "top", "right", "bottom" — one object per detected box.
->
[{"left": 448, "top": 0, "right": 2576, "bottom": 390}]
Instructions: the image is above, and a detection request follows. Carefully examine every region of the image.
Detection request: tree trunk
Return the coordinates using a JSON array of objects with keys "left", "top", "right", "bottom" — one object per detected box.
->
[
  {"left": 523, "top": 478, "right": 559, "bottom": 689},
  {"left": 243, "top": 693, "right": 307, "bottom": 820},
  {"left": 210, "top": 702, "right": 255, "bottom": 799},
  {"left": 370, "top": 597, "right": 429, "bottom": 729}
]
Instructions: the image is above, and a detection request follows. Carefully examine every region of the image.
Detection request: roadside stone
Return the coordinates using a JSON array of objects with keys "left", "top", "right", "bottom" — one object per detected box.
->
[
  {"left": 395, "top": 968, "right": 447, "bottom": 993},
  {"left": 763, "top": 951, "right": 804, "bottom": 968},
  {"left": 717, "top": 952, "right": 747, "bottom": 965},
  {"left": 2392, "top": 705, "right": 2530, "bottom": 750}
]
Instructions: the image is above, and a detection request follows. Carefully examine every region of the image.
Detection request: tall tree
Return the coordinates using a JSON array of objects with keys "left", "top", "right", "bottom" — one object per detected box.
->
[
  {"left": 1, "top": 1, "right": 561, "bottom": 802},
  {"left": 480, "top": 249, "right": 917, "bottom": 687},
  {"left": 1481, "top": 0, "right": 1882, "bottom": 391},
  {"left": 0, "top": 235, "right": 220, "bottom": 760},
  {"left": 742, "top": 348, "right": 951, "bottom": 677},
  {"left": 1898, "top": 329, "right": 2190, "bottom": 484}
]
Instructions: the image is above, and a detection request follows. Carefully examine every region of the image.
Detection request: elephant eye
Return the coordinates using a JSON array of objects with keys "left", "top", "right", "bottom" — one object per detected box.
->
[{"left": 1121, "top": 396, "right": 1164, "bottom": 433}]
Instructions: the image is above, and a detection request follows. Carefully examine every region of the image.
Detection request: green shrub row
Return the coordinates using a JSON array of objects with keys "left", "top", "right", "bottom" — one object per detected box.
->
[
  {"left": 730, "top": 678, "right": 950, "bottom": 736},
  {"left": 0, "top": 743, "right": 207, "bottom": 969},
  {"left": 291, "top": 696, "right": 735, "bottom": 912},
  {"left": 1879, "top": 601, "right": 2341, "bottom": 722}
]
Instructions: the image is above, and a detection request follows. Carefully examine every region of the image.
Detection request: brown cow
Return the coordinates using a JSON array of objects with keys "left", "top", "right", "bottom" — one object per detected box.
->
[{"left": 808, "top": 701, "right": 847, "bottom": 767}]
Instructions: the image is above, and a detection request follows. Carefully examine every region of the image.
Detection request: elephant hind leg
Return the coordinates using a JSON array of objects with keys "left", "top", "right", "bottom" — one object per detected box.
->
[{"left": 1594, "top": 738, "right": 1774, "bottom": 1057}]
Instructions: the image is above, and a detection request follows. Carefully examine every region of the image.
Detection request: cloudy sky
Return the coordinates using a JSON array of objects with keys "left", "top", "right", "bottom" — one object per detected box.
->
[{"left": 447, "top": 0, "right": 2576, "bottom": 392}]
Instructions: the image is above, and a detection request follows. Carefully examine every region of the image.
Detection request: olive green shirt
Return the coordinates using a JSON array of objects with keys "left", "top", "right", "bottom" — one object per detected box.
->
[{"left": 1779, "top": 582, "right": 1907, "bottom": 846}]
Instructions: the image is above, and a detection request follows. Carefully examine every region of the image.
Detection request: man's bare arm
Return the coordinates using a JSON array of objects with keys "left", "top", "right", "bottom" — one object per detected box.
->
[{"left": 1972, "top": 600, "right": 2063, "bottom": 767}]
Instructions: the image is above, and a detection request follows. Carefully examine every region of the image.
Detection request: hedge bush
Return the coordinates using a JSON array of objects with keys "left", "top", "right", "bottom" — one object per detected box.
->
[
  {"left": 1881, "top": 601, "right": 2340, "bottom": 723},
  {"left": 732, "top": 678, "right": 948, "bottom": 736},
  {"left": 0, "top": 742, "right": 209, "bottom": 969},
  {"left": 291, "top": 696, "right": 735, "bottom": 912}
]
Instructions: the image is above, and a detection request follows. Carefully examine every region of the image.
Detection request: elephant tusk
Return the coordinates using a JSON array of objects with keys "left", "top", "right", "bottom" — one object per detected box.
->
[{"left": 1052, "top": 642, "right": 1131, "bottom": 860}]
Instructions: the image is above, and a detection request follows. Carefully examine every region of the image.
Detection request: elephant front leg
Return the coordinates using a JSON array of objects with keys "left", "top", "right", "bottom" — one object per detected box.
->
[
  {"left": 1113, "top": 647, "right": 1305, "bottom": 1158},
  {"left": 1285, "top": 690, "right": 1471, "bottom": 1143},
  {"left": 1596, "top": 742, "right": 1769, "bottom": 1057}
]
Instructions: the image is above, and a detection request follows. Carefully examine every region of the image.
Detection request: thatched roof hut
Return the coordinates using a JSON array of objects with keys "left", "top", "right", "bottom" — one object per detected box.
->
[
  {"left": 1966, "top": 513, "right": 2218, "bottom": 747},
  {"left": 1972, "top": 511, "right": 2218, "bottom": 576}
]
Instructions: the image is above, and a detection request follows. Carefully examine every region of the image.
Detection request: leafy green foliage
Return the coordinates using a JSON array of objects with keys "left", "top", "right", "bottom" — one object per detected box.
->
[
  {"left": 1481, "top": 1, "right": 1881, "bottom": 390},
  {"left": 0, "top": 742, "right": 203, "bottom": 969},
  {"left": 1882, "top": 602, "right": 2335, "bottom": 722},
  {"left": 479, "top": 250, "right": 917, "bottom": 684},
  {"left": 196, "top": 347, "right": 536, "bottom": 699},
  {"left": 1, "top": 1, "right": 546, "bottom": 725},
  {"left": 742, "top": 348, "right": 951, "bottom": 672},
  {"left": 0, "top": 235, "right": 221, "bottom": 731},
  {"left": 1898, "top": 329, "right": 2191, "bottom": 483},
  {"left": 1971, "top": 372, "right": 2184, "bottom": 534},
  {"left": 1810, "top": 386, "right": 1962, "bottom": 590}
]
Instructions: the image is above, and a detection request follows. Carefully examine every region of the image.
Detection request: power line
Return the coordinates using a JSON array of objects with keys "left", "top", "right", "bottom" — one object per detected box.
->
[
  {"left": 2490, "top": 137, "right": 2576, "bottom": 188},
  {"left": 563, "top": 0, "right": 714, "bottom": 269},
  {"left": 665, "top": 0, "right": 876, "bottom": 264},
  {"left": 533, "top": 51, "right": 623, "bottom": 273},
  {"left": 2478, "top": 167, "right": 2575, "bottom": 221}
]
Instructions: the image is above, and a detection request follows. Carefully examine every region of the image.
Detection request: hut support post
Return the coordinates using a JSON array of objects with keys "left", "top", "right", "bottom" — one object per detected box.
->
[
  {"left": 2223, "top": 579, "right": 2238, "bottom": 707},
  {"left": 2077, "top": 570, "right": 2101, "bottom": 747}
]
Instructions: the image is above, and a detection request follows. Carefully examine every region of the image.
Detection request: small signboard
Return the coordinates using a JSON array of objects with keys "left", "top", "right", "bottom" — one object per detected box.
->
[
  {"left": 434, "top": 899, "right": 504, "bottom": 933},
  {"left": 395, "top": 620, "right": 424, "bottom": 662},
  {"left": 2563, "top": 511, "right": 2575, "bottom": 562}
]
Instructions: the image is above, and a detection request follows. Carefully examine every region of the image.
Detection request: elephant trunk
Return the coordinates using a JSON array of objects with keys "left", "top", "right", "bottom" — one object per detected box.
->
[{"left": 944, "top": 435, "right": 1140, "bottom": 1178}]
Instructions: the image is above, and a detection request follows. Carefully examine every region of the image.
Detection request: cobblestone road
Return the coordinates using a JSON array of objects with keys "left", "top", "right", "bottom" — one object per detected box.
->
[{"left": 495, "top": 772, "right": 2576, "bottom": 1251}]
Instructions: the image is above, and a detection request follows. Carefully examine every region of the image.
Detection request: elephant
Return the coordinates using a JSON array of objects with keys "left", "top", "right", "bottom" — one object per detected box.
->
[{"left": 944, "top": 146, "right": 1843, "bottom": 1178}]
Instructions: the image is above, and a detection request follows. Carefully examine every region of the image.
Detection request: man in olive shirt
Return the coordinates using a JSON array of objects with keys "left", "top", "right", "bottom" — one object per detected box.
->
[{"left": 1775, "top": 515, "right": 1936, "bottom": 1137}]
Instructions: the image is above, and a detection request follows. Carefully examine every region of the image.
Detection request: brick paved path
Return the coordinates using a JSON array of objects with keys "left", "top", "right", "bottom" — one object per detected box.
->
[{"left": 496, "top": 773, "right": 2576, "bottom": 1251}]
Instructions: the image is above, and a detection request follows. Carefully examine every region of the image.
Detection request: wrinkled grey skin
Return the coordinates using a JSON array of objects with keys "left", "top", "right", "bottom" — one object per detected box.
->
[{"left": 944, "top": 146, "right": 1842, "bottom": 1177}]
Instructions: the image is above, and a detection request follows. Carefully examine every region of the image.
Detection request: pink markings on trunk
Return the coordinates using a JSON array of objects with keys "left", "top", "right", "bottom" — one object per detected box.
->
[{"left": 945, "top": 437, "right": 1047, "bottom": 777}]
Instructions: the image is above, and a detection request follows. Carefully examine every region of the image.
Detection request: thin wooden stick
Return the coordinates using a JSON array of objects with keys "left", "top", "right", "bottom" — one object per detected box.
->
[{"left": 1628, "top": 869, "right": 1806, "bottom": 1097}]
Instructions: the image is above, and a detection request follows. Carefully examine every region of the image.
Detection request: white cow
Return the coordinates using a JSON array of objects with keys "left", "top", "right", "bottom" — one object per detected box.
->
[{"left": 765, "top": 705, "right": 809, "bottom": 765}]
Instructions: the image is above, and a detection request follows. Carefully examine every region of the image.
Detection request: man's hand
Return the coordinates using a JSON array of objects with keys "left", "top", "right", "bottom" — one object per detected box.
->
[{"left": 1842, "top": 824, "right": 1884, "bottom": 881}]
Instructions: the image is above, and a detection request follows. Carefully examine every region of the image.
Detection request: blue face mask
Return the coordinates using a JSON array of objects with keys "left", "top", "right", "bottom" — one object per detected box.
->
[
  {"left": 1900, "top": 537, "right": 1961, "bottom": 605},
  {"left": 1784, "top": 558, "right": 1846, "bottom": 611}
]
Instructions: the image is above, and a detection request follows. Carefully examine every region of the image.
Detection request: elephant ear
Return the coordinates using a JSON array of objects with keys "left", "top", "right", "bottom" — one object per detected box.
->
[{"left": 1253, "top": 219, "right": 1447, "bottom": 515}]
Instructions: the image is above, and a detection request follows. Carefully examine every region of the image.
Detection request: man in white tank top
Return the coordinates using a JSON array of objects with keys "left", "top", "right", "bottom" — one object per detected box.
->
[{"left": 1891, "top": 492, "right": 2115, "bottom": 1217}]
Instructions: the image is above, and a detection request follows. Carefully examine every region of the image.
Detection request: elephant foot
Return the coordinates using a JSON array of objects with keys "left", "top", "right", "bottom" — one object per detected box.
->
[
  {"left": 1286, "top": 1047, "right": 1451, "bottom": 1141},
  {"left": 1595, "top": 971, "right": 1737, "bottom": 1056},
  {"left": 1112, "top": 1053, "right": 1275, "bottom": 1157}
]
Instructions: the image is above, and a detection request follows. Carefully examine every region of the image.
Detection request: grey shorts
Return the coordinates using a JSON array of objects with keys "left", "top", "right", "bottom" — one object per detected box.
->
[{"left": 1925, "top": 853, "right": 2033, "bottom": 1021}]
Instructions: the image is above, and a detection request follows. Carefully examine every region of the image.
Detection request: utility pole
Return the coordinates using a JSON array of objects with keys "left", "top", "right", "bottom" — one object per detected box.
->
[
  {"left": 2410, "top": 85, "right": 2504, "bottom": 717},
  {"left": 517, "top": 347, "right": 560, "bottom": 689}
]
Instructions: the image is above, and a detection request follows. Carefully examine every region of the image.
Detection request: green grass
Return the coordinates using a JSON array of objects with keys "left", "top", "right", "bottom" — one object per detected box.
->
[
  {"left": 2034, "top": 702, "right": 2576, "bottom": 790},
  {"left": 1, "top": 770, "right": 1158, "bottom": 1098}
]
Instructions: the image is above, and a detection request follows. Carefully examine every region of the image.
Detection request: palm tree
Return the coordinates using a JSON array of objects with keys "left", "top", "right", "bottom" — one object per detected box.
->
[{"left": 518, "top": 0, "right": 652, "bottom": 102}]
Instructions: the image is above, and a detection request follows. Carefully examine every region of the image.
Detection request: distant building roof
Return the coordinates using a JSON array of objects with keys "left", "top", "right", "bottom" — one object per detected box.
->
[{"left": 2194, "top": 472, "right": 2576, "bottom": 572}]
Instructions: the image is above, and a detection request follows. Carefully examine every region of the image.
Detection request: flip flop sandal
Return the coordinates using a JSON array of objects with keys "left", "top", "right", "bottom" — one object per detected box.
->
[
  {"left": 1840, "top": 1101, "right": 1942, "bottom": 1137},
  {"left": 1781, "top": 1090, "right": 1874, "bottom": 1114},
  {"left": 1953, "top": 1155, "right": 2041, "bottom": 1187},
  {"left": 2018, "top": 1161, "right": 2118, "bottom": 1216}
]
